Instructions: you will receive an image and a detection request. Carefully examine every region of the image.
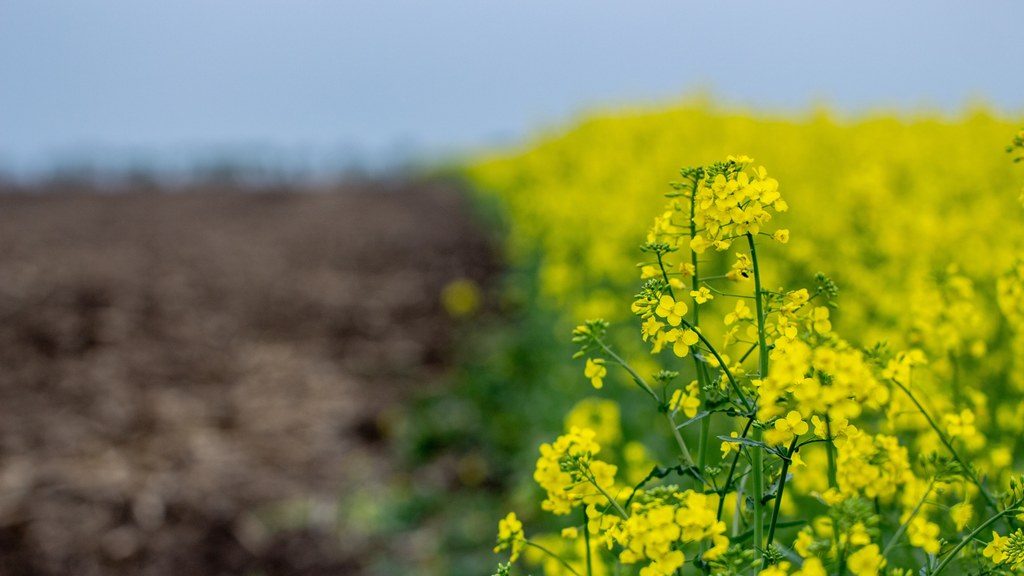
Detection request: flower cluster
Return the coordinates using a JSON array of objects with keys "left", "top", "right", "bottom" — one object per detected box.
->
[
  {"left": 631, "top": 289, "right": 700, "bottom": 358},
  {"left": 682, "top": 158, "right": 787, "bottom": 254},
  {"left": 494, "top": 512, "right": 526, "bottom": 562},
  {"left": 609, "top": 487, "right": 728, "bottom": 576},
  {"left": 490, "top": 146, "right": 1024, "bottom": 576},
  {"left": 984, "top": 529, "right": 1024, "bottom": 570},
  {"left": 534, "top": 427, "right": 621, "bottom": 515}
]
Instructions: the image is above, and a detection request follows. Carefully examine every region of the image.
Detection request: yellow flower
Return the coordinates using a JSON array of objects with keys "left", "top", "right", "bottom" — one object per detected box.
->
[
  {"left": 849, "top": 523, "right": 872, "bottom": 546},
  {"left": 689, "top": 235, "right": 712, "bottom": 254},
  {"left": 772, "top": 229, "right": 790, "bottom": 243},
  {"left": 725, "top": 300, "right": 753, "bottom": 325},
  {"left": 907, "top": 516, "right": 941, "bottom": 554},
  {"left": 811, "top": 306, "right": 831, "bottom": 334},
  {"left": 655, "top": 295, "right": 688, "bottom": 326},
  {"left": 794, "top": 528, "right": 816, "bottom": 558},
  {"left": 494, "top": 512, "right": 526, "bottom": 562},
  {"left": 565, "top": 398, "right": 621, "bottom": 446},
  {"left": 641, "top": 316, "right": 665, "bottom": 341},
  {"left": 846, "top": 544, "right": 885, "bottom": 576},
  {"left": 670, "top": 384, "right": 701, "bottom": 418},
  {"left": 690, "top": 286, "right": 714, "bottom": 304},
  {"left": 721, "top": 432, "right": 740, "bottom": 459},
  {"left": 584, "top": 358, "right": 607, "bottom": 389},
  {"left": 984, "top": 531, "right": 1008, "bottom": 564},
  {"left": 950, "top": 502, "right": 973, "bottom": 532},
  {"left": 726, "top": 253, "right": 753, "bottom": 282},
  {"left": 944, "top": 409, "right": 976, "bottom": 438},
  {"left": 664, "top": 328, "right": 700, "bottom": 357},
  {"left": 759, "top": 562, "right": 791, "bottom": 576},
  {"left": 614, "top": 488, "right": 725, "bottom": 575},
  {"left": 769, "top": 411, "right": 809, "bottom": 445},
  {"left": 640, "top": 265, "right": 660, "bottom": 279},
  {"left": 535, "top": 427, "right": 618, "bottom": 515},
  {"left": 793, "top": 557, "right": 826, "bottom": 576}
]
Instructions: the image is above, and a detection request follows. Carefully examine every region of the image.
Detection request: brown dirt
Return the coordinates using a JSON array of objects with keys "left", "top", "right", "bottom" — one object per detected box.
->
[{"left": 0, "top": 179, "right": 497, "bottom": 575}]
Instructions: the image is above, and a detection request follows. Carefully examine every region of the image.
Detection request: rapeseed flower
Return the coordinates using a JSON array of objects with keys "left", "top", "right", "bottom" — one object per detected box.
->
[
  {"left": 585, "top": 358, "right": 607, "bottom": 389},
  {"left": 494, "top": 512, "right": 525, "bottom": 562},
  {"left": 655, "top": 295, "right": 688, "bottom": 326},
  {"left": 846, "top": 544, "right": 885, "bottom": 575}
]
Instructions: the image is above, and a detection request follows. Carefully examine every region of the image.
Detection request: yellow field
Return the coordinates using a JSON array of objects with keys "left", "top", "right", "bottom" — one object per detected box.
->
[{"left": 470, "top": 103, "right": 1024, "bottom": 575}]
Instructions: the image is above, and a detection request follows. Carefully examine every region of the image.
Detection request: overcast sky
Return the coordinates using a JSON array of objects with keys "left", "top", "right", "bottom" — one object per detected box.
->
[{"left": 1, "top": 1, "right": 1022, "bottom": 175}]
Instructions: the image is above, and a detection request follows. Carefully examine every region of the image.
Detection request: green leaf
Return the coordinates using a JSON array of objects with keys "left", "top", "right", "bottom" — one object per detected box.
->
[
  {"left": 675, "top": 411, "right": 711, "bottom": 430},
  {"left": 718, "top": 435, "right": 769, "bottom": 450}
]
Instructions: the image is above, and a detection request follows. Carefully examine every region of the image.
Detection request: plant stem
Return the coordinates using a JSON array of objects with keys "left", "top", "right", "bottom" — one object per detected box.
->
[
  {"left": 656, "top": 251, "right": 676, "bottom": 300},
  {"left": 595, "top": 339, "right": 659, "bottom": 402},
  {"left": 583, "top": 507, "right": 593, "bottom": 576},
  {"left": 684, "top": 194, "right": 712, "bottom": 470},
  {"left": 762, "top": 437, "right": 799, "bottom": 568},
  {"left": 524, "top": 541, "right": 583, "bottom": 576},
  {"left": 680, "top": 320, "right": 753, "bottom": 412},
  {"left": 835, "top": 540, "right": 847, "bottom": 576},
  {"left": 825, "top": 414, "right": 838, "bottom": 489},
  {"left": 695, "top": 362, "right": 713, "bottom": 470},
  {"left": 882, "top": 478, "right": 934, "bottom": 556},
  {"left": 699, "top": 411, "right": 711, "bottom": 471},
  {"left": 595, "top": 336, "right": 699, "bottom": 474},
  {"left": 717, "top": 416, "right": 756, "bottom": 521},
  {"left": 931, "top": 508, "right": 1021, "bottom": 576},
  {"left": 751, "top": 452, "right": 765, "bottom": 564},
  {"left": 747, "top": 233, "right": 768, "bottom": 561},
  {"left": 890, "top": 377, "right": 1002, "bottom": 518},
  {"left": 586, "top": 473, "right": 629, "bottom": 520},
  {"left": 689, "top": 178, "right": 700, "bottom": 325},
  {"left": 667, "top": 412, "right": 697, "bottom": 468}
]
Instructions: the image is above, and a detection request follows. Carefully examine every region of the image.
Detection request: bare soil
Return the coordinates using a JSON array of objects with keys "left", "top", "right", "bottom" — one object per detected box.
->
[{"left": 0, "top": 178, "right": 496, "bottom": 575}]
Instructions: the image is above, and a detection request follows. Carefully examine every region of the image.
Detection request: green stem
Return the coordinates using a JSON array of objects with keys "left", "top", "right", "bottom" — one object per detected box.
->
[
  {"left": 738, "top": 342, "right": 759, "bottom": 364},
  {"left": 585, "top": 472, "right": 629, "bottom": 520},
  {"left": 882, "top": 478, "right": 934, "bottom": 556},
  {"left": 762, "top": 437, "right": 799, "bottom": 568},
  {"left": 694, "top": 361, "right": 713, "bottom": 470},
  {"left": 680, "top": 194, "right": 712, "bottom": 470},
  {"left": 699, "top": 413, "right": 711, "bottom": 471},
  {"left": 747, "top": 233, "right": 768, "bottom": 561},
  {"left": 825, "top": 414, "right": 838, "bottom": 489},
  {"left": 751, "top": 450, "right": 765, "bottom": 561},
  {"left": 595, "top": 339, "right": 659, "bottom": 402},
  {"left": 596, "top": 336, "right": 700, "bottom": 476},
  {"left": 689, "top": 178, "right": 700, "bottom": 325},
  {"left": 666, "top": 412, "right": 697, "bottom": 468},
  {"left": 583, "top": 507, "right": 592, "bottom": 576},
  {"left": 733, "top": 479, "right": 745, "bottom": 538},
  {"left": 524, "top": 541, "right": 583, "bottom": 576},
  {"left": 746, "top": 234, "right": 769, "bottom": 380},
  {"left": 679, "top": 319, "right": 753, "bottom": 412},
  {"left": 701, "top": 282, "right": 757, "bottom": 299},
  {"left": 717, "top": 416, "right": 756, "bottom": 521},
  {"left": 656, "top": 251, "right": 676, "bottom": 300},
  {"left": 931, "top": 508, "right": 1021, "bottom": 576},
  {"left": 890, "top": 377, "right": 1002, "bottom": 517}
]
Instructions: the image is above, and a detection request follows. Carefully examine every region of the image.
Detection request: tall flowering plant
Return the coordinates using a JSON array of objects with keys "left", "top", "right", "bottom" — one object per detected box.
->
[{"left": 493, "top": 156, "right": 1024, "bottom": 576}]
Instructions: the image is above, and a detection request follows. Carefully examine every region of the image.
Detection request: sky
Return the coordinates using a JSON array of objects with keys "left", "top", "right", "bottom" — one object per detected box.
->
[{"left": 1, "top": 1, "right": 1022, "bottom": 177}]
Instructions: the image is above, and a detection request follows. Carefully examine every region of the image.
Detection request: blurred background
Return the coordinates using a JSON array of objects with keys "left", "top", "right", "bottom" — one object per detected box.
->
[
  {"left": 1, "top": 2, "right": 1023, "bottom": 575},
  {"left": 3, "top": 1, "right": 1022, "bottom": 179}
]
